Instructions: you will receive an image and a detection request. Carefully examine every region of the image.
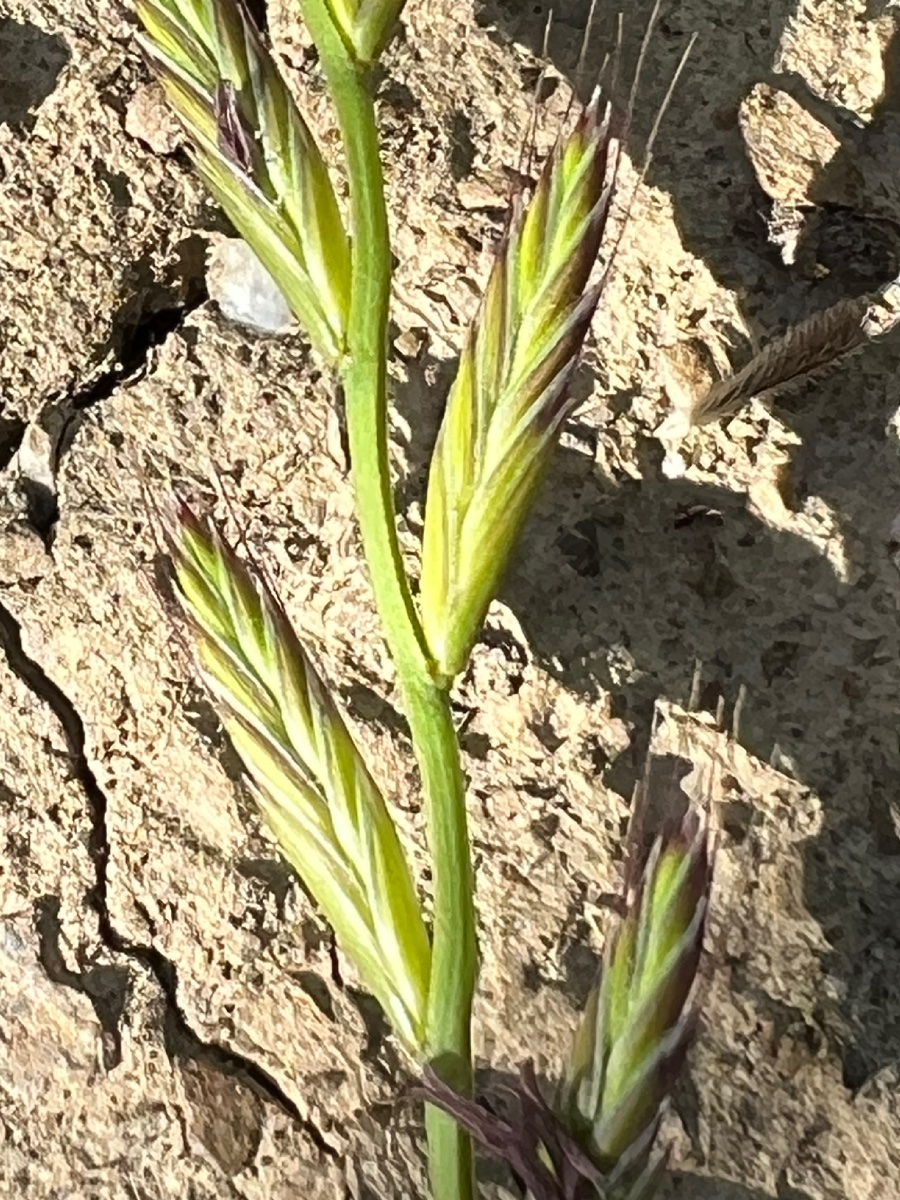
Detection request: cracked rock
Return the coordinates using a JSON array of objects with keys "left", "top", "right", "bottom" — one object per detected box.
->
[{"left": 3, "top": 0, "right": 900, "bottom": 1197}]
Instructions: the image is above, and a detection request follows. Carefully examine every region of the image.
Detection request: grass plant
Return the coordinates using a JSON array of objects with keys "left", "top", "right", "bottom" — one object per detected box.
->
[{"left": 134, "top": 3, "right": 712, "bottom": 1196}]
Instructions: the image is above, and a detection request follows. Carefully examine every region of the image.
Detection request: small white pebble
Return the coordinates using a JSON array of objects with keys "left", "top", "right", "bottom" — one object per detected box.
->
[
  {"left": 14, "top": 422, "right": 56, "bottom": 492},
  {"left": 661, "top": 448, "right": 687, "bottom": 478},
  {"left": 206, "top": 238, "right": 295, "bottom": 334},
  {"left": 655, "top": 411, "right": 692, "bottom": 443},
  {"left": 822, "top": 974, "right": 847, "bottom": 1002}
]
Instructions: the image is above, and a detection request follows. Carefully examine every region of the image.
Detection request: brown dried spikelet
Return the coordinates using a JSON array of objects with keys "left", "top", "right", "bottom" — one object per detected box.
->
[{"left": 673, "top": 276, "right": 900, "bottom": 431}]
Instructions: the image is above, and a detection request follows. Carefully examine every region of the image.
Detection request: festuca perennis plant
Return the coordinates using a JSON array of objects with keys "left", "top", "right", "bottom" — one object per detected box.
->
[{"left": 134, "top": 2, "right": 712, "bottom": 1197}]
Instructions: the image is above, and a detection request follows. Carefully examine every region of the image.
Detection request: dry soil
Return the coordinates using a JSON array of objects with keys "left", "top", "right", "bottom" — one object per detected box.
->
[{"left": 2, "top": 1, "right": 900, "bottom": 1197}]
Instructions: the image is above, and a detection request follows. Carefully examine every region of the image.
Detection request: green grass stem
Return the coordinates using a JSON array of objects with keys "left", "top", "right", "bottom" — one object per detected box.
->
[{"left": 294, "top": 3, "right": 477, "bottom": 1196}]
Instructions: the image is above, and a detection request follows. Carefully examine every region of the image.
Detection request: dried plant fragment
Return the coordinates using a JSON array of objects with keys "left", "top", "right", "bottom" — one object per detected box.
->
[
  {"left": 164, "top": 501, "right": 430, "bottom": 1053},
  {"left": 420, "top": 92, "right": 621, "bottom": 682},
  {"left": 135, "top": 0, "right": 350, "bottom": 361},
  {"left": 662, "top": 275, "right": 900, "bottom": 434}
]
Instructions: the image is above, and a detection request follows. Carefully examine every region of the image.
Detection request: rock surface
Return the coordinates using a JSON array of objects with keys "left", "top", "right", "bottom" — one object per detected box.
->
[{"left": 1, "top": 1, "right": 900, "bottom": 1197}]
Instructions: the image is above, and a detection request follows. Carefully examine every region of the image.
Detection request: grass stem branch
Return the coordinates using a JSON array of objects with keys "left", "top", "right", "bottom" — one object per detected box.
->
[{"left": 295, "top": 3, "right": 477, "bottom": 1195}]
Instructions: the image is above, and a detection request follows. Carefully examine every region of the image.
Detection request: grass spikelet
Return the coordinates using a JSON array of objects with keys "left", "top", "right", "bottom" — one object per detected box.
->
[
  {"left": 135, "top": 0, "right": 350, "bottom": 362},
  {"left": 559, "top": 808, "right": 710, "bottom": 1197},
  {"left": 164, "top": 500, "right": 430, "bottom": 1054},
  {"left": 419, "top": 91, "right": 621, "bottom": 683},
  {"left": 676, "top": 275, "right": 900, "bottom": 430},
  {"left": 420, "top": 806, "right": 711, "bottom": 1199}
]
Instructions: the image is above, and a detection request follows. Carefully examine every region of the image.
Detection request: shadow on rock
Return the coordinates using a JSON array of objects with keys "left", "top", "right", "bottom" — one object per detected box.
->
[
  {"left": 501, "top": 425, "right": 900, "bottom": 1078},
  {"left": 0, "top": 18, "right": 69, "bottom": 130},
  {"left": 459, "top": 0, "right": 900, "bottom": 1102}
]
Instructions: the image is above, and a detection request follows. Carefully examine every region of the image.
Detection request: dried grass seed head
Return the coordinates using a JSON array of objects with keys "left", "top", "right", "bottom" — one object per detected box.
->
[{"left": 662, "top": 272, "right": 900, "bottom": 435}]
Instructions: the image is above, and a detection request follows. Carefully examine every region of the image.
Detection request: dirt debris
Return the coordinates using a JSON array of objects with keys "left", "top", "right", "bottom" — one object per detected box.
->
[{"left": 2, "top": 1, "right": 900, "bottom": 1198}]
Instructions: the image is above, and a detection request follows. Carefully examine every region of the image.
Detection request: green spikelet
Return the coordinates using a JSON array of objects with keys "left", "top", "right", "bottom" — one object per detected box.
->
[
  {"left": 419, "top": 92, "right": 621, "bottom": 683},
  {"left": 164, "top": 501, "right": 431, "bottom": 1054},
  {"left": 559, "top": 809, "right": 711, "bottom": 1197},
  {"left": 420, "top": 809, "right": 711, "bottom": 1199},
  {"left": 135, "top": 0, "right": 350, "bottom": 362}
]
